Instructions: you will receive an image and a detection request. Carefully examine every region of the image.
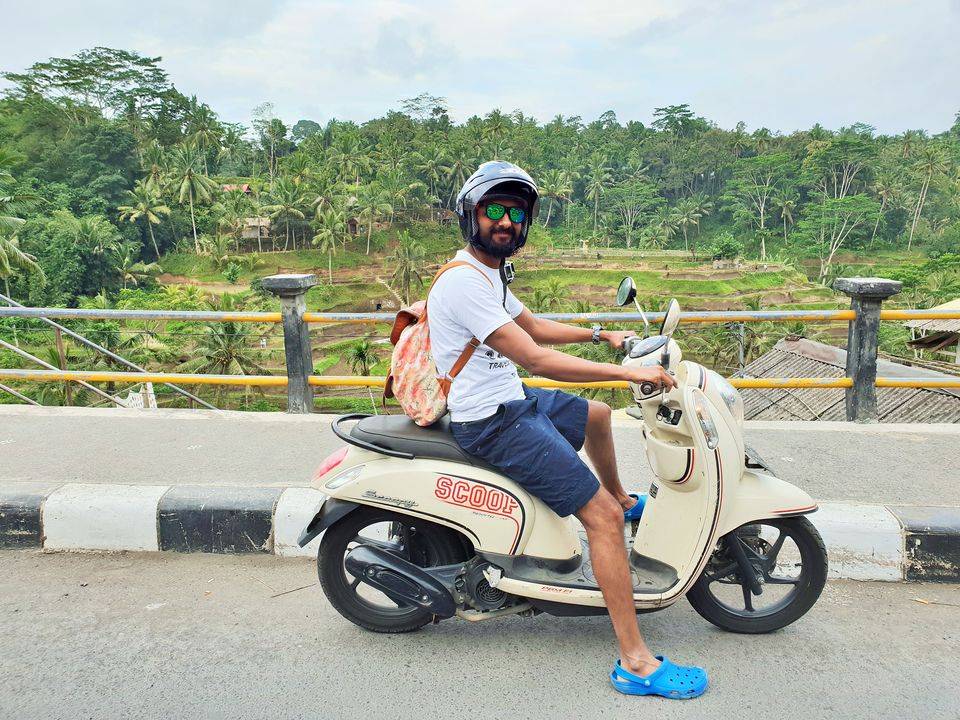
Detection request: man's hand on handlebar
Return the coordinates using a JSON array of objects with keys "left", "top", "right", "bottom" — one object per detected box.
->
[
  {"left": 624, "top": 365, "right": 676, "bottom": 392},
  {"left": 603, "top": 330, "right": 636, "bottom": 350}
]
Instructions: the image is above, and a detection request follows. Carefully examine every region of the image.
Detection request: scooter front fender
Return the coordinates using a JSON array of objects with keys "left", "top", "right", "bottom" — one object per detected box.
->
[
  {"left": 297, "top": 498, "right": 361, "bottom": 548},
  {"left": 718, "top": 469, "right": 817, "bottom": 535}
]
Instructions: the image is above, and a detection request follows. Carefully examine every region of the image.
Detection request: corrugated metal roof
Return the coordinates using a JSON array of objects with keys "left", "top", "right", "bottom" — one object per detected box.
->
[
  {"left": 904, "top": 298, "right": 960, "bottom": 333},
  {"left": 736, "top": 338, "right": 960, "bottom": 423}
]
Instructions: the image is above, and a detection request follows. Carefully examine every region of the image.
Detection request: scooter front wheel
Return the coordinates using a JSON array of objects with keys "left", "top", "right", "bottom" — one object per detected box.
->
[
  {"left": 318, "top": 507, "right": 471, "bottom": 633},
  {"left": 686, "top": 516, "right": 827, "bottom": 634}
]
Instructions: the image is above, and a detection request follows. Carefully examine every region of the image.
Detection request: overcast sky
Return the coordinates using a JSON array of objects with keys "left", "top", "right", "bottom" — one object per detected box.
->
[{"left": 3, "top": 0, "right": 959, "bottom": 135}]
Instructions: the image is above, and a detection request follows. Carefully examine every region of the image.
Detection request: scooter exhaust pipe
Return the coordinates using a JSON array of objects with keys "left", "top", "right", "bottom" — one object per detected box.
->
[{"left": 344, "top": 545, "right": 457, "bottom": 619}]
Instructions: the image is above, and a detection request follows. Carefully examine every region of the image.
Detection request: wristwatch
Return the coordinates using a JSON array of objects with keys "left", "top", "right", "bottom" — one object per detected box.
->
[{"left": 591, "top": 324, "right": 603, "bottom": 344}]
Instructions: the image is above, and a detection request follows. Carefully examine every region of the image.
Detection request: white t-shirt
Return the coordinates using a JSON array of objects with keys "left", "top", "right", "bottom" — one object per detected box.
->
[{"left": 428, "top": 249, "right": 526, "bottom": 422}]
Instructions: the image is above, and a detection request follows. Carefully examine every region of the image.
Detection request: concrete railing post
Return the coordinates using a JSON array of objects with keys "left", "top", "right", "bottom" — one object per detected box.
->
[
  {"left": 833, "top": 277, "right": 902, "bottom": 423},
  {"left": 262, "top": 274, "right": 318, "bottom": 414}
]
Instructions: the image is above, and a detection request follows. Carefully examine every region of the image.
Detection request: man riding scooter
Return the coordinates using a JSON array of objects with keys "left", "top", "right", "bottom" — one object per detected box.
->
[{"left": 428, "top": 161, "right": 708, "bottom": 698}]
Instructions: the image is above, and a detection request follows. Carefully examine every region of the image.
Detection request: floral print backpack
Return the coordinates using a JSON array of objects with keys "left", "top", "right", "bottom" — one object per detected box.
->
[{"left": 383, "top": 261, "right": 493, "bottom": 426}]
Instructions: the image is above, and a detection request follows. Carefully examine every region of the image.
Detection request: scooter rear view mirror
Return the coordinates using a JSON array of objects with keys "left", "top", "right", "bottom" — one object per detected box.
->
[
  {"left": 660, "top": 298, "right": 681, "bottom": 337},
  {"left": 616, "top": 276, "right": 650, "bottom": 337}
]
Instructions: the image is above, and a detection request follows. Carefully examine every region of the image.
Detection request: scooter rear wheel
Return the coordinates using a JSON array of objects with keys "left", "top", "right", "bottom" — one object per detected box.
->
[
  {"left": 686, "top": 516, "right": 827, "bottom": 634},
  {"left": 318, "top": 507, "right": 471, "bottom": 633}
]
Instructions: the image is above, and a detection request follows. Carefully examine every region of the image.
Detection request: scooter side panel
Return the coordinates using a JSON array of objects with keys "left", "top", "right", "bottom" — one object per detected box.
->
[
  {"left": 717, "top": 469, "right": 817, "bottom": 535},
  {"left": 317, "top": 454, "right": 581, "bottom": 560}
]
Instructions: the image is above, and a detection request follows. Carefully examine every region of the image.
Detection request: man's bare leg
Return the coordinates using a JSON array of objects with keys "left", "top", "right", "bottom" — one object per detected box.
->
[
  {"left": 584, "top": 400, "right": 636, "bottom": 512},
  {"left": 576, "top": 487, "right": 660, "bottom": 676}
]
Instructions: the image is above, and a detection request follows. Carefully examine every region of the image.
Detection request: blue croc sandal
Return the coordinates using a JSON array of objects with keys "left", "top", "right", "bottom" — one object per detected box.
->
[
  {"left": 623, "top": 493, "right": 646, "bottom": 521},
  {"left": 610, "top": 657, "right": 708, "bottom": 699}
]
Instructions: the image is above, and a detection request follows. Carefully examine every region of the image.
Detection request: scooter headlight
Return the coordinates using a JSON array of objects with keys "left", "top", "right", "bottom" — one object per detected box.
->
[
  {"left": 692, "top": 393, "right": 720, "bottom": 449},
  {"left": 324, "top": 465, "right": 363, "bottom": 490},
  {"left": 707, "top": 370, "right": 744, "bottom": 425}
]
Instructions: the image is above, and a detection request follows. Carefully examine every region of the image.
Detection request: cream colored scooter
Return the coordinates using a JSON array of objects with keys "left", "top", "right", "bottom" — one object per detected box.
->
[{"left": 299, "top": 278, "right": 827, "bottom": 634}]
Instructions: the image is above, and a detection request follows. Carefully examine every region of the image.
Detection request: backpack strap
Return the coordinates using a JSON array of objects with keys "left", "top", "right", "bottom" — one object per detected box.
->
[
  {"left": 438, "top": 337, "right": 481, "bottom": 396},
  {"left": 427, "top": 260, "right": 494, "bottom": 396}
]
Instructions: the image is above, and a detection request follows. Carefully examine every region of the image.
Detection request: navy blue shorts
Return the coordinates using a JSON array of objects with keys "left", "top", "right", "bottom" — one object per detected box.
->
[{"left": 449, "top": 386, "right": 600, "bottom": 518}]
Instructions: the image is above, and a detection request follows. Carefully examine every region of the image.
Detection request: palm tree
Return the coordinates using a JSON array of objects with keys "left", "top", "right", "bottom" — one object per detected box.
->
[
  {"left": 539, "top": 278, "right": 568, "bottom": 310},
  {"left": 216, "top": 189, "right": 253, "bottom": 251},
  {"left": 651, "top": 207, "right": 679, "bottom": 248},
  {"left": 390, "top": 232, "right": 425, "bottom": 304},
  {"left": 329, "top": 136, "right": 371, "bottom": 186},
  {"left": 197, "top": 233, "right": 233, "bottom": 269},
  {"left": 374, "top": 141, "right": 410, "bottom": 174},
  {"left": 168, "top": 143, "right": 218, "bottom": 252},
  {"left": 347, "top": 338, "right": 380, "bottom": 376},
  {"left": 908, "top": 144, "right": 948, "bottom": 250},
  {"left": 117, "top": 181, "right": 170, "bottom": 258},
  {"left": 585, "top": 153, "right": 613, "bottom": 234},
  {"left": 414, "top": 146, "right": 450, "bottom": 216},
  {"left": 111, "top": 244, "right": 162, "bottom": 288},
  {"left": 538, "top": 169, "right": 573, "bottom": 227},
  {"left": 179, "top": 296, "right": 268, "bottom": 402},
  {"left": 771, "top": 191, "right": 798, "bottom": 244},
  {"left": 379, "top": 169, "right": 426, "bottom": 222},
  {"left": 690, "top": 192, "right": 713, "bottom": 235},
  {"left": 283, "top": 153, "right": 314, "bottom": 186},
  {"left": 445, "top": 149, "right": 473, "bottom": 204},
  {"left": 0, "top": 234, "right": 45, "bottom": 344},
  {"left": 312, "top": 222, "right": 338, "bottom": 283},
  {"left": 72, "top": 214, "right": 122, "bottom": 259},
  {"left": 141, "top": 142, "right": 166, "bottom": 196},
  {"left": 263, "top": 175, "right": 308, "bottom": 251},
  {"left": 347, "top": 337, "right": 382, "bottom": 411},
  {"left": 355, "top": 185, "right": 393, "bottom": 255},
  {"left": 185, "top": 100, "right": 222, "bottom": 173},
  {"left": 217, "top": 126, "right": 249, "bottom": 172},
  {"left": 672, "top": 198, "right": 702, "bottom": 255}
]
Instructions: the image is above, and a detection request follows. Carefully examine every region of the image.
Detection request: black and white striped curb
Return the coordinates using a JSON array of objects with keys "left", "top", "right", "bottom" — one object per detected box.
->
[
  {"left": 0, "top": 484, "right": 325, "bottom": 558},
  {"left": 1, "top": 483, "right": 958, "bottom": 581}
]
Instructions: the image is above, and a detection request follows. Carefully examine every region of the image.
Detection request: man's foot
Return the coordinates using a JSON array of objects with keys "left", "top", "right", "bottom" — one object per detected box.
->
[
  {"left": 623, "top": 493, "right": 646, "bottom": 521},
  {"left": 621, "top": 655, "right": 661, "bottom": 677},
  {"left": 611, "top": 657, "right": 708, "bottom": 699}
]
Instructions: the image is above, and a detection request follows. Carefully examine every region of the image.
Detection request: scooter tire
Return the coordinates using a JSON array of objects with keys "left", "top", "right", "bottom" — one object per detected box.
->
[
  {"left": 318, "top": 507, "right": 470, "bottom": 633},
  {"left": 686, "top": 516, "right": 828, "bottom": 634}
]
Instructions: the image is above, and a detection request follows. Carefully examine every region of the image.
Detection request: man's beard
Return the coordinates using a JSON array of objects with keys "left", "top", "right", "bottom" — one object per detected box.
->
[{"left": 470, "top": 227, "right": 519, "bottom": 258}]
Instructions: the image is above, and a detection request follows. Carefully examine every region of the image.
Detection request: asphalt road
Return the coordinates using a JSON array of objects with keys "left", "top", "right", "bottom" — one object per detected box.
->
[
  {"left": 2, "top": 550, "right": 958, "bottom": 720},
  {"left": 2, "top": 406, "right": 958, "bottom": 505}
]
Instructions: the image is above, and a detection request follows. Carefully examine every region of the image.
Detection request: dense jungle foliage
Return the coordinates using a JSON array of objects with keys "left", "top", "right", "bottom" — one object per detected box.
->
[{"left": 1, "top": 47, "right": 958, "bottom": 409}]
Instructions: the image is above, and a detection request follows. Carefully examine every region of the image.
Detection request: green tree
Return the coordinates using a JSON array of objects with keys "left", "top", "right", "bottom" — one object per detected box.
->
[
  {"left": 726, "top": 153, "right": 792, "bottom": 260},
  {"left": 794, "top": 194, "right": 881, "bottom": 283},
  {"left": 672, "top": 197, "right": 703, "bottom": 255},
  {"left": 907, "top": 144, "right": 949, "bottom": 250},
  {"left": 117, "top": 180, "right": 170, "bottom": 258},
  {"left": 585, "top": 153, "right": 613, "bottom": 234},
  {"left": 167, "top": 143, "right": 217, "bottom": 252},
  {"left": 355, "top": 185, "right": 393, "bottom": 255},
  {"left": 311, "top": 220, "right": 338, "bottom": 283},
  {"left": 605, "top": 181, "right": 662, "bottom": 248},
  {"left": 539, "top": 168, "right": 573, "bottom": 227},
  {"left": 0, "top": 234, "right": 45, "bottom": 344},
  {"left": 390, "top": 232, "right": 425, "bottom": 303},
  {"left": 263, "top": 175, "right": 307, "bottom": 251},
  {"left": 111, "top": 243, "right": 161, "bottom": 288},
  {"left": 771, "top": 191, "right": 798, "bottom": 243},
  {"left": 179, "top": 297, "right": 268, "bottom": 402}
]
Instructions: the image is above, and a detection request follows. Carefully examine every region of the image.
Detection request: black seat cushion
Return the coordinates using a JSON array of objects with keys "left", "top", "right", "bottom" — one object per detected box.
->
[{"left": 350, "top": 415, "right": 496, "bottom": 470}]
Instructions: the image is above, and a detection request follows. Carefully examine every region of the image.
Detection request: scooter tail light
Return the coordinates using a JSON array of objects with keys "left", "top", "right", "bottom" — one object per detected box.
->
[{"left": 313, "top": 446, "right": 349, "bottom": 481}]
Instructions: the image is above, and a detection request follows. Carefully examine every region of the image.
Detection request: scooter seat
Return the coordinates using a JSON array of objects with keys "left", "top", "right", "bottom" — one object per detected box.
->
[{"left": 350, "top": 415, "right": 498, "bottom": 471}]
